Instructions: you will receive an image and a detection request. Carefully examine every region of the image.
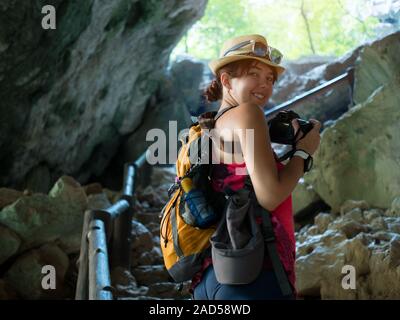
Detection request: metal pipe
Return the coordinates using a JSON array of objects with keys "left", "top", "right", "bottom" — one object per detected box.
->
[
  {"left": 105, "top": 198, "right": 133, "bottom": 270},
  {"left": 122, "top": 163, "right": 135, "bottom": 199},
  {"left": 265, "top": 69, "right": 354, "bottom": 119},
  {"left": 96, "top": 199, "right": 130, "bottom": 221},
  {"left": 75, "top": 210, "right": 94, "bottom": 300},
  {"left": 92, "top": 200, "right": 129, "bottom": 244},
  {"left": 108, "top": 161, "right": 140, "bottom": 274},
  {"left": 88, "top": 219, "right": 113, "bottom": 300},
  {"left": 134, "top": 150, "right": 153, "bottom": 189},
  {"left": 110, "top": 205, "right": 134, "bottom": 271},
  {"left": 134, "top": 150, "right": 148, "bottom": 169},
  {"left": 76, "top": 144, "right": 154, "bottom": 300}
]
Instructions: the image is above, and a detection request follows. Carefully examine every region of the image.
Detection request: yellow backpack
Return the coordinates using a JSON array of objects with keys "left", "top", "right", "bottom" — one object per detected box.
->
[{"left": 160, "top": 109, "right": 232, "bottom": 282}]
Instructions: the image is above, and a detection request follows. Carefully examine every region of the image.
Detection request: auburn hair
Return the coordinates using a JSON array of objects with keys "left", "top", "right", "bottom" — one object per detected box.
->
[{"left": 203, "top": 59, "right": 277, "bottom": 102}]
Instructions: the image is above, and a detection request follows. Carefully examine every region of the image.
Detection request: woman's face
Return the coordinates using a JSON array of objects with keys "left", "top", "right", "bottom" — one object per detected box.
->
[{"left": 222, "top": 62, "right": 275, "bottom": 108}]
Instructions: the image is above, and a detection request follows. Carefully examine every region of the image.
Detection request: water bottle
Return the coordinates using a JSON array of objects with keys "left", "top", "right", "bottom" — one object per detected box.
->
[{"left": 180, "top": 177, "right": 218, "bottom": 228}]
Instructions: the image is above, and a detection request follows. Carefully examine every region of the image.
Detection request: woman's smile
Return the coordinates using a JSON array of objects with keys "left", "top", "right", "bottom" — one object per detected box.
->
[{"left": 252, "top": 92, "right": 265, "bottom": 101}]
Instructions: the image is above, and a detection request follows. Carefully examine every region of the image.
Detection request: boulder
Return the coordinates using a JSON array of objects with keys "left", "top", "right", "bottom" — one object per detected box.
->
[
  {"left": 292, "top": 178, "right": 322, "bottom": 216},
  {"left": 340, "top": 200, "right": 370, "bottom": 216},
  {"left": 0, "top": 183, "right": 86, "bottom": 250},
  {"left": 364, "top": 209, "right": 384, "bottom": 223},
  {"left": 169, "top": 58, "right": 204, "bottom": 115},
  {"left": 132, "top": 265, "right": 171, "bottom": 286},
  {"left": 110, "top": 266, "right": 149, "bottom": 299},
  {"left": 270, "top": 42, "right": 362, "bottom": 124},
  {"left": 56, "top": 190, "right": 111, "bottom": 254},
  {"left": 82, "top": 183, "right": 103, "bottom": 196},
  {"left": 314, "top": 213, "right": 333, "bottom": 234},
  {"left": 103, "top": 188, "right": 122, "bottom": 205},
  {"left": 304, "top": 79, "right": 400, "bottom": 213},
  {"left": 135, "top": 211, "right": 161, "bottom": 226},
  {"left": 270, "top": 32, "right": 400, "bottom": 127},
  {"left": 55, "top": 232, "right": 82, "bottom": 255},
  {"left": 387, "top": 196, "right": 400, "bottom": 217},
  {"left": 150, "top": 246, "right": 164, "bottom": 265},
  {"left": 137, "top": 251, "right": 158, "bottom": 266},
  {"left": 147, "top": 281, "right": 191, "bottom": 299},
  {"left": 353, "top": 32, "right": 400, "bottom": 104},
  {"left": 0, "top": 188, "right": 23, "bottom": 210},
  {"left": 296, "top": 203, "right": 400, "bottom": 299},
  {"left": 0, "top": 225, "right": 21, "bottom": 265},
  {"left": 366, "top": 236, "right": 400, "bottom": 299},
  {"left": 146, "top": 222, "right": 161, "bottom": 237},
  {"left": 87, "top": 192, "right": 112, "bottom": 210},
  {"left": 130, "top": 220, "right": 154, "bottom": 267},
  {"left": 0, "top": 279, "right": 18, "bottom": 300},
  {"left": 48, "top": 176, "right": 88, "bottom": 212},
  {"left": 48, "top": 176, "right": 90, "bottom": 253},
  {"left": 150, "top": 166, "right": 176, "bottom": 188},
  {"left": 136, "top": 186, "right": 165, "bottom": 210},
  {"left": 4, "top": 244, "right": 69, "bottom": 299},
  {"left": 281, "top": 55, "right": 335, "bottom": 76}
]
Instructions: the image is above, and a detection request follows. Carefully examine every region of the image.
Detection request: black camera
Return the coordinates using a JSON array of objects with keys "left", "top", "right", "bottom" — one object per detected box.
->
[{"left": 268, "top": 110, "right": 313, "bottom": 145}]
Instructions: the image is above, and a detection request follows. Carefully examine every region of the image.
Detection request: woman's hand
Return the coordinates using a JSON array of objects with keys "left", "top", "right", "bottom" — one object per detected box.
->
[{"left": 291, "top": 119, "right": 321, "bottom": 156}]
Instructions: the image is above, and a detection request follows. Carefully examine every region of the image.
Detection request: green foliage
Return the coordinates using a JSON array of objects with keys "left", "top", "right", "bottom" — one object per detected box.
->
[
  {"left": 171, "top": 0, "right": 380, "bottom": 61},
  {"left": 172, "top": 0, "right": 254, "bottom": 59}
]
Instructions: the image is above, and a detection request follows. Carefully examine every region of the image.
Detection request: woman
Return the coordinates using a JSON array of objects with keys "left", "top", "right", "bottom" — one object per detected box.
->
[{"left": 191, "top": 34, "right": 321, "bottom": 300}]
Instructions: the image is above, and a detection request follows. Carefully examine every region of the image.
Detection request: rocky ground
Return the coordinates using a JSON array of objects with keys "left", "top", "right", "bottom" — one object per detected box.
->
[
  {"left": 296, "top": 198, "right": 400, "bottom": 299},
  {"left": 0, "top": 166, "right": 191, "bottom": 300},
  {"left": 1, "top": 163, "right": 399, "bottom": 300},
  {"left": 111, "top": 166, "right": 192, "bottom": 300}
]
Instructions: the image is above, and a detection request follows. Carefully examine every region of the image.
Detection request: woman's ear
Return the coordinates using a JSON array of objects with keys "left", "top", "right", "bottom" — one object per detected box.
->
[{"left": 220, "top": 72, "right": 231, "bottom": 90}]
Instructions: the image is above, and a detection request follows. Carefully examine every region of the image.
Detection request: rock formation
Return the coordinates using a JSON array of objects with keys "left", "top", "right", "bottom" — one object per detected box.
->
[
  {"left": 296, "top": 199, "right": 400, "bottom": 299},
  {"left": 0, "top": 0, "right": 207, "bottom": 191}
]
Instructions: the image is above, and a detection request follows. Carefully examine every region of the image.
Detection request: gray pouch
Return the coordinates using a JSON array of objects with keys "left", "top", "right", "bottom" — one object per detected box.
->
[{"left": 210, "top": 188, "right": 264, "bottom": 285}]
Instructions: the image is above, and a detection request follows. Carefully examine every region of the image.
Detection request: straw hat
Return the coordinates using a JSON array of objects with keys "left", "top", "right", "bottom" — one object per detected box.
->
[{"left": 208, "top": 34, "right": 285, "bottom": 78}]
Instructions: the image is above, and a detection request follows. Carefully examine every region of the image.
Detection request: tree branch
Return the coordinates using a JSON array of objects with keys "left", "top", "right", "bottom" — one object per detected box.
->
[{"left": 300, "top": 0, "right": 316, "bottom": 54}]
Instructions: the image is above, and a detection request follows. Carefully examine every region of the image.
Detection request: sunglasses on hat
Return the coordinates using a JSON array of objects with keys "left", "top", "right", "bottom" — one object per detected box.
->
[{"left": 223, "top": 40, "right": 283, "bottom": 65}]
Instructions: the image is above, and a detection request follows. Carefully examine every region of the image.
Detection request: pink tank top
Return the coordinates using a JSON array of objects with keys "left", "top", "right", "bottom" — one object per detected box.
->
[{"left": 211, "top": 160, "right": 295, "bottom": 245}]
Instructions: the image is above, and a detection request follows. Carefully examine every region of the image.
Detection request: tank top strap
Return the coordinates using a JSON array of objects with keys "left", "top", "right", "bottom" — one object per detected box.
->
[{"left": 214, "top": 104, "right": 239, "bottom": 122}]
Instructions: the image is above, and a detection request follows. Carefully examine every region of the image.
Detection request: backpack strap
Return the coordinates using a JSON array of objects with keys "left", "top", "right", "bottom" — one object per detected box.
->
[
  {"left": 245, "top": 176, "right": 293, "bottom": 297},
  {"left": 260, "top": 208, "right": 293, "bottom": 297},
  {"left": 170, "top": 205, "right": 184, "bottom": 258},
  {"left": 214, "top": 104, "right": 239, "bottom": 122}
]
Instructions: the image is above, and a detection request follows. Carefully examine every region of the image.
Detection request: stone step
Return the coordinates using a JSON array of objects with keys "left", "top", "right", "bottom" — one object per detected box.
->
[
  {"left": 132, "top": 264, "right": 171, "bottom": 286},
  {"left": 147, "top": 281, "right": 191, "bottom": 300},
  {"left": 135, "top": 211, "right": 161, "bottom": 225}
]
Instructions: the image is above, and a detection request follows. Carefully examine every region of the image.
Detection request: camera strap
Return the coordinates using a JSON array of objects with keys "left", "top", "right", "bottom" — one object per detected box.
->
[
  {"left": 277, "top": 128, "right": 305, "bottom": 162},
  {"left": 277, "top": 148, "right": 295, "bottom": 162}
]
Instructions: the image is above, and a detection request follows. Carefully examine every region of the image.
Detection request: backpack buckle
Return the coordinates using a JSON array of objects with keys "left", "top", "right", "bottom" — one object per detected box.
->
[{"left": 168, "top": 182, "right": 180, "bottom": 198}]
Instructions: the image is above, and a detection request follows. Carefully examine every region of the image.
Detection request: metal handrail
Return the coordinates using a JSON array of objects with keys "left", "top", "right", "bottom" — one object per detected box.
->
[
  {"left": 75, "top": 150, "right": 152, "bottom": 300},
  {"left": 265, "top": 67, "right": 355, "bottom": 119},
  {"left": 88, "top": 219, "right": 112, "bottom": 300}
]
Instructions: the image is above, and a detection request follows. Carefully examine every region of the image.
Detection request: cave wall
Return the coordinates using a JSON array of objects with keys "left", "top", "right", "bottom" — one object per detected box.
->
[{"left": 0, "top": 0, "right": 207, "bottom": 191}]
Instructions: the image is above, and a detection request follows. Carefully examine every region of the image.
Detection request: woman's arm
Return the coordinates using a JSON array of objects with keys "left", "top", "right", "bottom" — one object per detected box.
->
[{"left": 234, "top": 102, "right": 305, "bottom": 211}]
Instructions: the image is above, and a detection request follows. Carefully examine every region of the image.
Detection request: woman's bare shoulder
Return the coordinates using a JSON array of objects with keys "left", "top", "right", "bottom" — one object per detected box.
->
[
  {"left": 215, "top": 102, "right": 265, "bottom": 133},
  {"left": 232, "top": 102, "right": 266, "bottom": 128}
]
